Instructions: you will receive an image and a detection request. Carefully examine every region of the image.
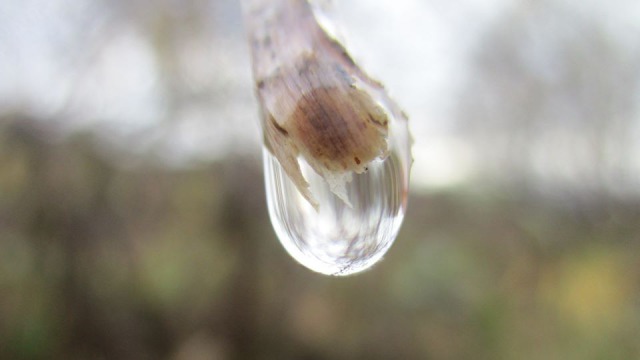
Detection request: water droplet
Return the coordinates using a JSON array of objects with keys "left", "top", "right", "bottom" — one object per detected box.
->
[{"left": 263, "top": 117, "right": 411, "bottom": 276}]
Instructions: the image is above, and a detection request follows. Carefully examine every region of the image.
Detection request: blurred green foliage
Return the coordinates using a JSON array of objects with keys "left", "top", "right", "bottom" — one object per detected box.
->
[{"left": 1, "top": 118, "right": 638, "bottom": 360}]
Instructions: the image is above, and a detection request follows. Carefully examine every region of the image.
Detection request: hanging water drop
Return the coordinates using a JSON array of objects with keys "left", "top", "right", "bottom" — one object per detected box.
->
[{"left": 264, "top": 112, "right": 411, "bottom": 275}]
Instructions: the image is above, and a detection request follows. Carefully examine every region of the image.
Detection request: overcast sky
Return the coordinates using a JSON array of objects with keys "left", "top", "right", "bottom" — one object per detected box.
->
[{"left": 1, "top": 0, "right": 639, "bottom": 193}]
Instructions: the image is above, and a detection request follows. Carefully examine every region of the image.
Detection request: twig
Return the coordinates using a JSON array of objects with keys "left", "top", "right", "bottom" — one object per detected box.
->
[{"left": 242, "top": 0, "right": 404, "bottom": 207}]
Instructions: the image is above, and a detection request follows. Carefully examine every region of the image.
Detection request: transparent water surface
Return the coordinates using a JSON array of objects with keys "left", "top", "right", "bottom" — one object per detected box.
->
[{"left": 264, "top": 123, "right": 411, "bottom": 275}]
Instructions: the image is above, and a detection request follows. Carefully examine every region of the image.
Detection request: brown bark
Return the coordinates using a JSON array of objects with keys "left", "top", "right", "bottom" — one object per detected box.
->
[{"left": 242, "top": 0, "right": 397, "bottom": 207}]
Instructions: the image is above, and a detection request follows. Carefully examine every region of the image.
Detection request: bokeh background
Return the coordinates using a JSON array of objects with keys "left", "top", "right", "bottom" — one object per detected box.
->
[{"left": 1, "top": 0, "right": 640, "bottom": 359}]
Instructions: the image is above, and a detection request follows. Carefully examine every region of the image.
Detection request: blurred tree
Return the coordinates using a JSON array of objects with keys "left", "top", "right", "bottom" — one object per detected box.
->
[{"left": 455, "top": 1, "right": 640, "bottom": 202}]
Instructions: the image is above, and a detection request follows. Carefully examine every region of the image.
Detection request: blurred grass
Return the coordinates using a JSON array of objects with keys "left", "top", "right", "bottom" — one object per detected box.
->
[{"left": 1, "top": 118, "right": 638, "bottom": 360}]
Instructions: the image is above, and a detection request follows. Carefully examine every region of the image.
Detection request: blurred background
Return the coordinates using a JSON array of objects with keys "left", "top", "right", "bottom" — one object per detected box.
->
[{"left": 1, "top": 0, "right": 639, "bottom": 359}]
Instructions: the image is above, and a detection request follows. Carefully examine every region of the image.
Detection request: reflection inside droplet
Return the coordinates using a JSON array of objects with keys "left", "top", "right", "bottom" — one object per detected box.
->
[{"left": 263, "top": 120, "right": 411, "bottom": 275}]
